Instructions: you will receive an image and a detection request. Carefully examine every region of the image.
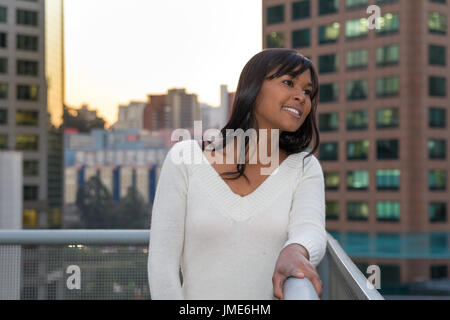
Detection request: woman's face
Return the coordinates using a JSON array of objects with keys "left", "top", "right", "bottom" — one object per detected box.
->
[{"left": 254, "top": 66, "right": 313, "bottom": 133}]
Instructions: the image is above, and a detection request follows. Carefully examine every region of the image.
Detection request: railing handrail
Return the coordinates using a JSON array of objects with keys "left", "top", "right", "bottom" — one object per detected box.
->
[{"left": 0, "top": 229, "right": 150, "bottom": 245}]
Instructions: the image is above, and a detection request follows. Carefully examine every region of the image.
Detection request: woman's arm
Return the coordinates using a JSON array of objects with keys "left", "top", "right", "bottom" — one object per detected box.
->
[
  {"left": 272, "top": 154, "right": 327, "bottom": 299},
  {"left": 283, "top": 154, "right": 327, "bottom": 267},
  {"left": 148, "top": 142, "right": 189, "bottom": 299}
]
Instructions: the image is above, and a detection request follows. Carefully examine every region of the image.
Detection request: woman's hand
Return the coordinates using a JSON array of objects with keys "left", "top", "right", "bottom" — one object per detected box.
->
[{"left": 272, "top": 243, "right": 323, "bottom": 299}]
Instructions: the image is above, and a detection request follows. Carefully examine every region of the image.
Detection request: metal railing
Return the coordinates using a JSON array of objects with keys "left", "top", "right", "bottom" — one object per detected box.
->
[{"left": 0, "top": 230, "right": 384, "bottom": 300}]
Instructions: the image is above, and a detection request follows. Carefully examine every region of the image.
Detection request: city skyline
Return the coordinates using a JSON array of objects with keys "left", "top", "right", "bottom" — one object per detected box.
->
[{"left": 64, "top": 0, "right": 262, "bottom": 126}]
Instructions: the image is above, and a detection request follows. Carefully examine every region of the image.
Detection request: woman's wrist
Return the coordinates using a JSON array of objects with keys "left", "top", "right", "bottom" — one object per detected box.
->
[{"left": 287, "top": 243, "right": 310, "bottom": 261}]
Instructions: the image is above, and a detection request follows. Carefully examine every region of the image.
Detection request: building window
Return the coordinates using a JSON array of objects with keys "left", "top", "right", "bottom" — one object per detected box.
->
[
  {"left": 429, "top": 76, "right": 446, "bottom": 97},
  {"left": 23, "top": 160, "right": 39, "bottom": 176},
  {"left": 346, "top": 0, "right": 368, "bottom": 9},
  {"left": 16, "top": 9, "right": 38, "bottom": 26},
  {"left": 16, "top": 110, "right": 39, "bottom": 126},
  {"left": 429, "top": 169, "right": 446, "bottom": 190},
  {"left": 429, "top": 107, "right": 446, "bottom": 128},
  {"left": 346, "top": 49, "right": 368, "bottom": 70},
  {"left": 377, "top": 139, "right": 399, "bottom": 160},
  {"left": 319, "top": 53, "right": 339, "bottom": 73},
  {"left": 0, "top": 7, "right": 6, "bottom": 23},
  {"left": 326, "top": 201, "right": 339, "bottom": 220},
  {"left": 23, "top": 209, "right": 38, "bottom": 227},
  {"left": 346, "top": 110, "right": 368, "bottom": 131},
  {"left": 17, "top": 85, "right": 38, "bottom": 101},
  {"left": 319, "top": 0, "right": 339, "bottom": 15},
  {"left": 429, "top": 45, "right": 446, "bottom": 66},
  {"left": 267, "top": 5, "right": 284, "bottom": 25},
  {"left": 292, "top": 28, "right": 310, "bottom": 48},
  {"left": 376, "top": 13, "right": 400, "bottom": 35},
  {"left": 429, "top": 202, "right": 447, "bottom": 223},
  {"left": 16, "top": 34, "right": 39, "bottom": 51},
  {"left": 23, "top": 185, "right": 39, "bottom": 201},
  {"left": 0, "top": 83, "right": 7, "bottom": 99},
  {"left": 320, "top": 142, "right": 339, "bottom": 161},
  {"left": 325, "top": 171, "right": 340, "bottom": 190},
  {"left": 347, "top": 140, "right": 369, "bottom": 160},
  {"left": 428, "top": 139, "right": 446, "bottom": 159},
  {"left": 376, "top": 45, "right": 399, "bottom": 66},
  {"left": 346, "top": 79, "right": 368, "bottom": 100},
  {"left": 319, "top": 83, "right": 339, "bottom": 102},
  {"left": 319, "top": 112, "right": 339, "bottom": 131},
  {"left": 267, "top": 32, "right": 284, "bottom": 48},
  {"left": 376, "top": 108, "right": 399, "bottom": 129},
  {"left": 318, "top": 23, "right": 340, "bottom": 44},
  {"left": 292, "top": 0, "right": 310, "bottom": 20},
  {"left": 428, "top": 12, "right": 447, "bottom": 34},
  {"left": 0, "top": 108, "right": 6, "bottom": 125},
  {"left": 377, "top": 201, "right": 400, "bottom": 221},
  {"left": 16, "top": 134, "right": 39, "bottom": 151},
  {"left": 376, "top": 76, "right": 399, "bottom": 97},
  {"left": 0, "top": 32, "right": 6, "bottom": 48},
  {"left": 346, "top": 18, "right": 369, "bottom": 39},
  {"left": 0, "top": 134, "right": 7, "bottom": 149},
  {"left": 17, "top": 60, "right": 39, "bottom": 76},
  {"left": 377, "top": 170, "right": 400, "bottom": 190},
  {"left": 347, "top": 170, "right": 369, "bottom": 190},
  {"left": 347, "top": 201, "right": 369, "bottom": 221},
  {"left": 0, "top": 57, "right": 7, "bottom": 74},
  {"left": 430, "top": 265, "right": 448, "bottom": 279}
]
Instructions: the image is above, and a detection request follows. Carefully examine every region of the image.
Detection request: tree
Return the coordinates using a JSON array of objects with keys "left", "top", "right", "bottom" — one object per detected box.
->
[
  {"left": 76, "top": 176, "right": 117, "bottom": 228},
  {"left": 114, "top": 186, "right": 151, "bottom": 229},
  {"left": 62, "top": 105, "right": 106, "bottom": 133}
]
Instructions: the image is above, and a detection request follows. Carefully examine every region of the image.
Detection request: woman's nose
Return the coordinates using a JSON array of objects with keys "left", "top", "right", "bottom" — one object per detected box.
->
[{"left": 293, "top": 90, "right": 306, "bottom": 103}]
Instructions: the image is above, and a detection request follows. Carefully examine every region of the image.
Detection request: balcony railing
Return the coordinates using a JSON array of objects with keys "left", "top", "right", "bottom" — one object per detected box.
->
[{"left": 0, "top": 230, "right": 384, "bottom": 300}]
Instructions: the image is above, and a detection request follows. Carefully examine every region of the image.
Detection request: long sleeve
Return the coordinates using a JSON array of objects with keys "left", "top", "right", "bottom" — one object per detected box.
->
[
  {"left": 283, "top": 154, "right": 327, "bottom": 267},
  {"left": 148, "top": 142, "right": 189, "bottom": 299}
]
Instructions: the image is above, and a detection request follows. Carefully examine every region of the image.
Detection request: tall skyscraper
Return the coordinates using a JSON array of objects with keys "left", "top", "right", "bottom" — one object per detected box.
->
[
  {"left": 263, "top": 0, "right": 449, "bottom": 287},
  {"left": 0, "top": 0, "right": 65, "bottom": 228}
]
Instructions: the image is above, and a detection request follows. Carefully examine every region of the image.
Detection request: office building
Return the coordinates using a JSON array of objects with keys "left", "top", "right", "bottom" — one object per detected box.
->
[
  {"left": 263, "top": 0, "right": 450, "bottom": 286},
  {"left": 0, "top": 0, "right": 65, "bottom": 228}
]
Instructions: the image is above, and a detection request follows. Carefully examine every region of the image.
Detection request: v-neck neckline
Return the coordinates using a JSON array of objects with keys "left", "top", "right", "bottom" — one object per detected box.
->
[{"left": 193, "top": 140, "right": 297, "bottom": 200}]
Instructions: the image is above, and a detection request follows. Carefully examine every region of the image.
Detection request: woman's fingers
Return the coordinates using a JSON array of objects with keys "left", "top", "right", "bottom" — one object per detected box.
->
[{"left": 272, "top": 273, "right": 285, "bottom": 300}]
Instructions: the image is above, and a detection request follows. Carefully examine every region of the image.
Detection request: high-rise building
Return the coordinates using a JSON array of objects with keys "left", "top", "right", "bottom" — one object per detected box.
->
[
  {"left": 0, "top": 0, "right": 65, "bottom": 228},
  {"left": 263, "top": 0, "right": 450, "bottom": 287},
  {"left": 114, "top": 101, "right": 146, "bottom": 130}
]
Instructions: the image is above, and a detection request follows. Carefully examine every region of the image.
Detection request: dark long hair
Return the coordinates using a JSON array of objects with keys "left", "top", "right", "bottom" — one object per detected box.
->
[{"left": 202, "top": 48, "right": 320, "bottom": 183}]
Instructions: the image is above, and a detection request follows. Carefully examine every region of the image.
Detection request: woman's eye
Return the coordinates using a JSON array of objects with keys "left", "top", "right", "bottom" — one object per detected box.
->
[
  {"left": 303, "top": 90, "right": 312, "bottom": 95},
  {"left": 283, "top": 80, "right": 294, "bottom": 87}
]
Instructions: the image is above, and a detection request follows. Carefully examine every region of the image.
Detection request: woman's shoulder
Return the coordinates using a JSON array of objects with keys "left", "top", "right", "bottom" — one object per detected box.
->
[{"left": 165, "top": 139, "right": 203, "bottom": 167}]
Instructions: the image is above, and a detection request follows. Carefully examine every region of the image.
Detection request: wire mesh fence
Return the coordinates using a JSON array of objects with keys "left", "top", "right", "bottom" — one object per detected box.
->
[{"left": 1, "top": 244, "right": 150, "bottom": 300}]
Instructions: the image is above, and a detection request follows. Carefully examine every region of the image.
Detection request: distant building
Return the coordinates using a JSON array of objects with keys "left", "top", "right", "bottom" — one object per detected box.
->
[
  {"left": 63, "top": 129, "right": 168, "bottom": 227},
  {"left": 143, "top": 88, "right": 201, "bottom": 132},
  {"left": 114, "top": 101, "right": 146, "bottom": 130},
  {"left": 0, "top": 0, "right": 65, "bottom": 229}
]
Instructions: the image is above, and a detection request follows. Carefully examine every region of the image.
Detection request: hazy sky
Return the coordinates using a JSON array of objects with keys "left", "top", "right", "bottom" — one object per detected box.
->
[{"left": 64, "top": 0, "right": 262, "bottom": 126}]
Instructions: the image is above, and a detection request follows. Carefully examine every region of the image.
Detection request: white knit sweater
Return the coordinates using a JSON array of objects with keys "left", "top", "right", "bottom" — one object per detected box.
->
[{"left": 147, "top": 139, "right": 327, "bottom": 300}]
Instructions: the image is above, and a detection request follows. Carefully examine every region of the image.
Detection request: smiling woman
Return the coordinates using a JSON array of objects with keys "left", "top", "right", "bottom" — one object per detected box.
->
[{"left": 148, "top": 49, "right": 326, "bottom": 300}]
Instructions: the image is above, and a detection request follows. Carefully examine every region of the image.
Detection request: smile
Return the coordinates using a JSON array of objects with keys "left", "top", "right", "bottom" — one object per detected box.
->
[{"left": 282, "top": 106, "right": 301, "bottom": 119}]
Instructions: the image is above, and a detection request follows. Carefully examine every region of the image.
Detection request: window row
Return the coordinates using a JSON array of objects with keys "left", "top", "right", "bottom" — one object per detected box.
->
[
  {"left": 0, "top": 109, "right": 39, "bottom": 126},
  {"left": 0, "top": 7, "right": 38, "bottom": 26},
  {"left": 0, "top": 33, "right": 39, "bottom": 51},
  {"left": 325, "top": 169, "right": 449, "bottom": 191},
  {"left": 267, "top": 0, "right": 400, "bottom": 24},
  {"left": 326, "top": 200, "right": 448, "bottom": 222},
  {"left": 319, "top": 76, "right": 447, "bottom": 102},
  {"left": 0, "top": 58, "right": 39, "bottom": 76},
  {"left": 320, "top": 107, "right": 448, "bottom": 131},
  {"left": 0, "top": 84, "right": 39, "bottom": 101},
  {"left": 267, "top": 13, "right": 399, "bottom": 48},
  {"left": 320, "top": 140, "right": 449, "bottom": 161},
  {"left": 0, "top": 134, "right": 39, "bottom": 150}
]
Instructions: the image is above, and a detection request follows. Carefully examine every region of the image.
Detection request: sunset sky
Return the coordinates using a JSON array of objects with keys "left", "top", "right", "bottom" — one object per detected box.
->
[{"left": 64, "top": 0, "right": 262, "bottom": 126}]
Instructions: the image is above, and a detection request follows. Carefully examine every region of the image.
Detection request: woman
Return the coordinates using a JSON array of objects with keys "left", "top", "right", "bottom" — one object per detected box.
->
[{"left": 148, "top": 48, "right": 327, "bottom": 300}]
